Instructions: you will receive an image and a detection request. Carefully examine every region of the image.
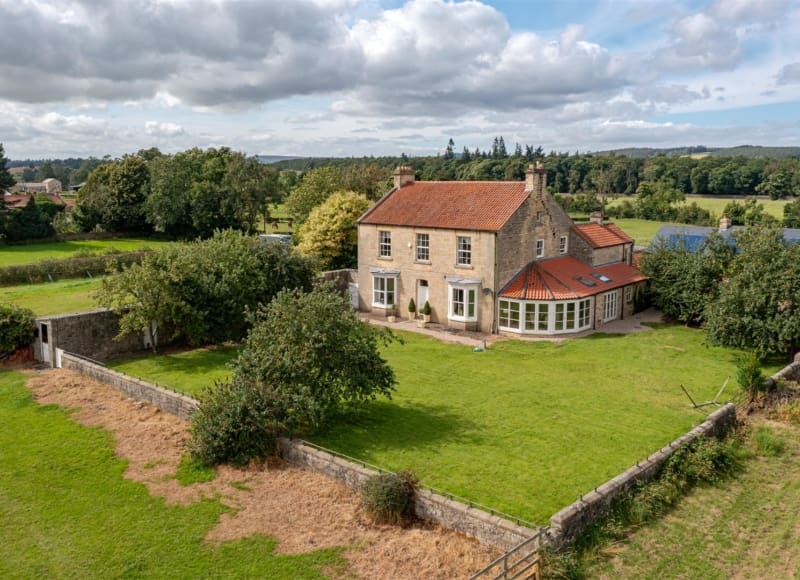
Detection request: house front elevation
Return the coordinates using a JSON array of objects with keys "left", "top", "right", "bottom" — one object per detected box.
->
[{"left": 356, "top": 164, "right": 647, "bottom": 336}]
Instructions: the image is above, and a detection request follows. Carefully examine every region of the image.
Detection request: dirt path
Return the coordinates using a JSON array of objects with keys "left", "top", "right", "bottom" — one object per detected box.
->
[{"left": 26, "top": 369, "right": 499, "bottom": 579}]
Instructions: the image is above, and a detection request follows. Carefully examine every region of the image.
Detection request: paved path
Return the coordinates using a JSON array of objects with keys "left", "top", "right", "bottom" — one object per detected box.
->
[{"left": 363, "top": 308, "right": 664, "bottom": 348}]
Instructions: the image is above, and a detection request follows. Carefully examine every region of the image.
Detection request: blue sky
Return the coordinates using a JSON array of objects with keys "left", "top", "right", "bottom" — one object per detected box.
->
[{"left": 1, "top": 0, "right": 799, "bottom": 159}]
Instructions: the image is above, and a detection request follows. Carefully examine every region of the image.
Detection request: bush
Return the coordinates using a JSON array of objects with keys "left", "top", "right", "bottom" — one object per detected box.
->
[
  {"left": 0, "top": 303, "right": 35, "bottom": 357},
  {"left": 188, "top": 380, "right": 287, "bottom": 467},
  {"left": 736, "top": 351, "right": 765, "bottom": 402},
  {"left": 361, "top": 471, "right": 417, "bottom": 525}
]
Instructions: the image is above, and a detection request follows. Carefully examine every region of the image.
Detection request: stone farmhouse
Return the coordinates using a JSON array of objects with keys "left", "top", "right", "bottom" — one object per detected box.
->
[
  {"left": 11, "top": 177, "right": 63, "bottom": 194},
  {"left": 356, "top": 164, "right": 647, "bottom": 336}
]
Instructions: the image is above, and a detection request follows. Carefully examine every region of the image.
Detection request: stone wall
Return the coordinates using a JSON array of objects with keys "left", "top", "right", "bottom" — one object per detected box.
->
[
  {"left": 771, "top": 353, "right": 800, "bottom": 383},
  {"left": 61, "top": 355, "right": 538, "bottom": 550},
  {"left": 35, "top": 309, "right": 176, "bottom": 365},
  {"left": 318, "top": 269, "right": 357, "bottom": 295},
  {"left": 278, "top": 438, "right": 537, "bottom": 550},
  {"left": 547, "top": 403, "right": 736, "bottom": 549},
  {"left": 59, "top": 352, "right": 198, "bottom": 420}
]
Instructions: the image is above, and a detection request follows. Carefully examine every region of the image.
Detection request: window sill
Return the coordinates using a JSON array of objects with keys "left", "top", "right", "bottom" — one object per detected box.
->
[
  {"left": 415, "top": 260, "right": 431, "bottom": 265},
  {"left": 377, "top": 256, "right": 393, "bottom": 261},
  {"left": 454, "top": 264, "right": 474, "bottom": 269},
  {"left": 448, "top": 316, "right": 478, "bottom": 323}
]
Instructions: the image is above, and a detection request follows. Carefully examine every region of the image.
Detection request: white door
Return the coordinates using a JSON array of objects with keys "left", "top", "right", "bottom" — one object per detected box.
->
[
  {"left": 417, "top": 280, "right": 429, "bottom": 318},
  {"left": 40, "top": 323, "right": 51, "bottom": 364},
  {"left": 348, "top": 282, "right": 359, "bottom": 309}
]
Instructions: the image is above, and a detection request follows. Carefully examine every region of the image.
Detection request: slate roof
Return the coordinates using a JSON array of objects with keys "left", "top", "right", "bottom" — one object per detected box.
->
[
  {"left": 358, "top": 181, "right": 530, "bottom": 232},
  {"left": 572, "top": 222, "right": 634, "bottom": 248},
  {"left": 499, "top": 256, "right": 647, "bottom": 300},
  {"left": 653, "top": 225, "right": 800, "bottom": 251}
]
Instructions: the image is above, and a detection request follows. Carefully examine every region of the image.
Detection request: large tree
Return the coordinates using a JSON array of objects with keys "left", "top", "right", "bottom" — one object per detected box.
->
[
  {"left": 233, "top": 286, "right": 397, "bottom": 432},
  {"left": 296, "top": 190, "right": 370, "bottom": 270},
  {"left": 640, "top": 233, "right": 735, "bottom": 325},
  {"left": 0, "top": 143, "right": 15, "bottom": 192},
  {"left": 96, "top": 230, "right": 315, "bottom": 350},
  {"left": 704, "top": 225, "right": 800, "bottom": 358},
  {"left": 284, "top": 166, "right": 345, "bottom": 224}
]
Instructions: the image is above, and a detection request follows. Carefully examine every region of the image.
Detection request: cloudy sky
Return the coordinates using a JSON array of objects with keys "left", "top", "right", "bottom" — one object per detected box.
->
[{"left": 2, "top": 0, "right": 800, "bottom": 160}]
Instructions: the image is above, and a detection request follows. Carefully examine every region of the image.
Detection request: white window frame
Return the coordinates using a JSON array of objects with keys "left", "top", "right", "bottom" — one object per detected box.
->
[
  {"left": 372, "top": 273, "right": 398, "bottom": 308},
  {"left": 559, "top": 235, "right": 568, "bottom": 254},
  {"left": 536, "top": 239, "right": 544, "bottom": 258},
  {"left": 536, "top": 211, "right": 543, "bottom": 224},
  {"left": 448, "top": 283, "right": 478, "bottom": 322},
  {"left": 416, "top": 233, "right": 430, "bottom": 262},
  {"left": 498, "top": 298, "right": 592, "bottom": 334},
  {"left": 624, "top": 285, "right": 633, "bottom": 304},
  {"left": 603, "top": 291, "right": 618, "bottom": 321},
  {"left": 456, "top": 236, "right": 472, "bottom": 266},
  {"left": 378, "top": 230, "right": 392, "bottom": 258}
]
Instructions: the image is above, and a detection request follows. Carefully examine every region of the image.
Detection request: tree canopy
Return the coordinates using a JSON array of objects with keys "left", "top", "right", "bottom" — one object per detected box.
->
[
  {"left": 296, "top": 190, "right": 370, "bottom": 270},
  {"left": 233, "top": 285, "right": 397, "bottom": 432},
  {"left": 95, "top": 230, "right": 315, "bottom": 351}
]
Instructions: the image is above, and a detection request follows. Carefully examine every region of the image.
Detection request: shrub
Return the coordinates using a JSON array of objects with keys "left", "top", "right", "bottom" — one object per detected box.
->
[
  {"left": 736, "top": 351, "right": 765, "bottom": 402},
  {"left": 188, "top": 379, "right": 287, "bottom": 467},
  {"left": 361, "top": 471, "right": 417, "bottom": 525},
  {"left": 422, "top": 301, "right": 431, "bottom": 316},
  {"left": 0, "top": 303, "right": 35, "bottom": 357},
  {"left": 407, "top": 298, "right": 416, "bottom": 314},
  {"left": 754, "top": 425, "right": 785, "bottom": 457}
]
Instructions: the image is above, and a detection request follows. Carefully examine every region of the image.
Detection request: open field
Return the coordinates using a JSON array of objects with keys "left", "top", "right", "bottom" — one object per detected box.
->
[
  {"left": 0, "top": 278, "right": 102, "bottom": 315},
  {"left": 606, "top": 218, "right": 672, "bottom": 244},
  {"left": 109, "top": 345, "right": 240, "bottom": 393},
  {"left": 0, "top": 370, "right": 342, "bottom": 578},
  {"left": 0, "top": 238, "right": 175, "bottom": 268},
  {"left": 585, "top": 419, "right": 800, "bottom": 578},
  {"left": 605, "top": 196, "right": 790, "bottom": 220},
  {"left": 112, "top": 325, "right": 778, "bottom": 524}
]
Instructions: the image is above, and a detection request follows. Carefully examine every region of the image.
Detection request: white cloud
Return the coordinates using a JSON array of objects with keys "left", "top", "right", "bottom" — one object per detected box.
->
[
  {"left": 144, "top": 121, "right": 185, "bottom": 137},
  {"left": 776, "top": 62, "right": 800, "bottom": 85}
]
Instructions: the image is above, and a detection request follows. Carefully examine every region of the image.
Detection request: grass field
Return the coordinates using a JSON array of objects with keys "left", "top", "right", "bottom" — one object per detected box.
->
[
  {"left": 0, "top": 278, "right": 102, "bottom": 315},
  {"left": 111, "top": 325, "right": 774, "bottom": 524},
  {"left": 0, "top": 238, "right": 175, "bottom": 268},
  {"left": 0, "top": 370, "right": 341, "bottom": 578},
  {"left": 604, "top": 196, "right": 789, "bottom": 220},
  {"left": 584, "top": 419, "right": 800, "bottom": 578},
  {"left": 606, "top": 218, "right": 671, "bottom": 244},
  {"left": 109, "top": 346, "right": 240, "bottom": 394}
]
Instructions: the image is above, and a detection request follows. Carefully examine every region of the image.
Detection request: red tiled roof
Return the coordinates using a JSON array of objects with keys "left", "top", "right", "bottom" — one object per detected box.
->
[
  {"left": 500, "top": 256, "right": 647, "bottom": 300},
  {"left": 359, "top": 181, "right": 529, "bottom": 232},
  {"left": 3, "top": 194, "right": 31, "bottom": 208},
  {"left": 572, "top": 222, "right": 634, "bottom": 248}
]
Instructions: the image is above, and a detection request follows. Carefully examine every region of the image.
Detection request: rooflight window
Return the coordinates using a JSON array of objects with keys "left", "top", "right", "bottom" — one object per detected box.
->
[
  {"left": 576, "top": 276, "right": 596, "bottom": 287},
  {"left": 592, "top": 273, "right": 612, "bottom": 283}
]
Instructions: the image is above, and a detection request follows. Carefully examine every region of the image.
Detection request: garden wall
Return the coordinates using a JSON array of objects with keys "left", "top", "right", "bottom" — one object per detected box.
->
[
  {"left": 770, "top": 352, "right": 800, "bottom": 383},
  {"left": 59, "top": 352, "right": 198, "bottom": 420},
  {"left": 277, "top": 438, "right": 537, "bottom": 550},
  {"left": 547, "top": 403, "right": 736, "bottom": 549},
  {"left": 59, "top": 352, "right": 536, "bottom": 551},
  {"left": 35, "top": 309, "right": 177, "bottom": 366}
]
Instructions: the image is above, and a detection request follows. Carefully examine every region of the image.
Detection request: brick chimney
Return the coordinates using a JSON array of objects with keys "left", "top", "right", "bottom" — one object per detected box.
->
[
  {"left": 393, "top": 165, "right": 415, "bottom": 189},
  {"left": 589, "top": 210, "right": 604, "bottom": 225},
  {"left": 524, "top": 162, "right": 547, "bottom": 197},
  {"left": 719, "top": 214, "right": 732, "bottom": 231}
]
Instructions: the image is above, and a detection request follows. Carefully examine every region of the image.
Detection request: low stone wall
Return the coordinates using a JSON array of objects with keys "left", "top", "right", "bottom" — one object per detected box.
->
[
  {"left": 548, "top": 403, "right": 736, "bottom": 549},
  {"left": 60, "top": 352, "right": 198, "bottom": 420},
  {"left": 278, "top": 438, "right": 537, "bottom": 550},
  {"left": 318, "top": 268, "right": 357, "bottom": 295},
  {"left": 61, "top": 356, "right": 536, "bottom": 550},
  {"left": 770, "top": 353, "right": 800, "bottom": 383}
]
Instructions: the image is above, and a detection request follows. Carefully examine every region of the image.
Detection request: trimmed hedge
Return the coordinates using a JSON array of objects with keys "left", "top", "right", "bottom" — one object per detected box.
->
[
  {"left": 0, "top": 303, "right": 35, "bottom": 357},
  {"left": 0, "top": 251, "right": 152, "bottom": 286}
]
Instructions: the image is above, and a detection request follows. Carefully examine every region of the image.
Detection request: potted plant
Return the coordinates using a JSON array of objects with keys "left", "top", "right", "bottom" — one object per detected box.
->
[
  {"left": 408, "top": 298, "right": 416, "bottom": 320},
  {"left": 387, "top": 300, "right": 396, "bottom": 323},
  {"left": 422, "top": 301, "right": 431, "bottom": 323}
]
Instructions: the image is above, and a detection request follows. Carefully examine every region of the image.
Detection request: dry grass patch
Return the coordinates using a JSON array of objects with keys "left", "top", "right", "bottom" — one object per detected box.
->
[{"left": 26, "top": 369, "right": 498, "bottom": 579}]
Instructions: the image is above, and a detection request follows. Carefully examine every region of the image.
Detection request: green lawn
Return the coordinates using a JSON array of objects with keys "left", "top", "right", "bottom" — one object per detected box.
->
[
  {"left": 584, "top": 420, "right": 800, "bottom": 578},
  {"left": 109, "top": 346, "right": 240, "bottom": 394},
  {"left": 0, "top": 370, "right": 341, "bottom": 578},
  {"left": 0, "top": 238, "right": 175, "bottom": 268},
  {"left": 605, "top": 196, "right": 789, "bottom": 221},
  {"left": 0, "top": 278, "right": 103, "bottom": 315},
  {"left": 607, "top": 218, "right": 672, "bottom": 245},
  {"left": 113, "top": 325, "right": 771, "bottom": 525}
]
